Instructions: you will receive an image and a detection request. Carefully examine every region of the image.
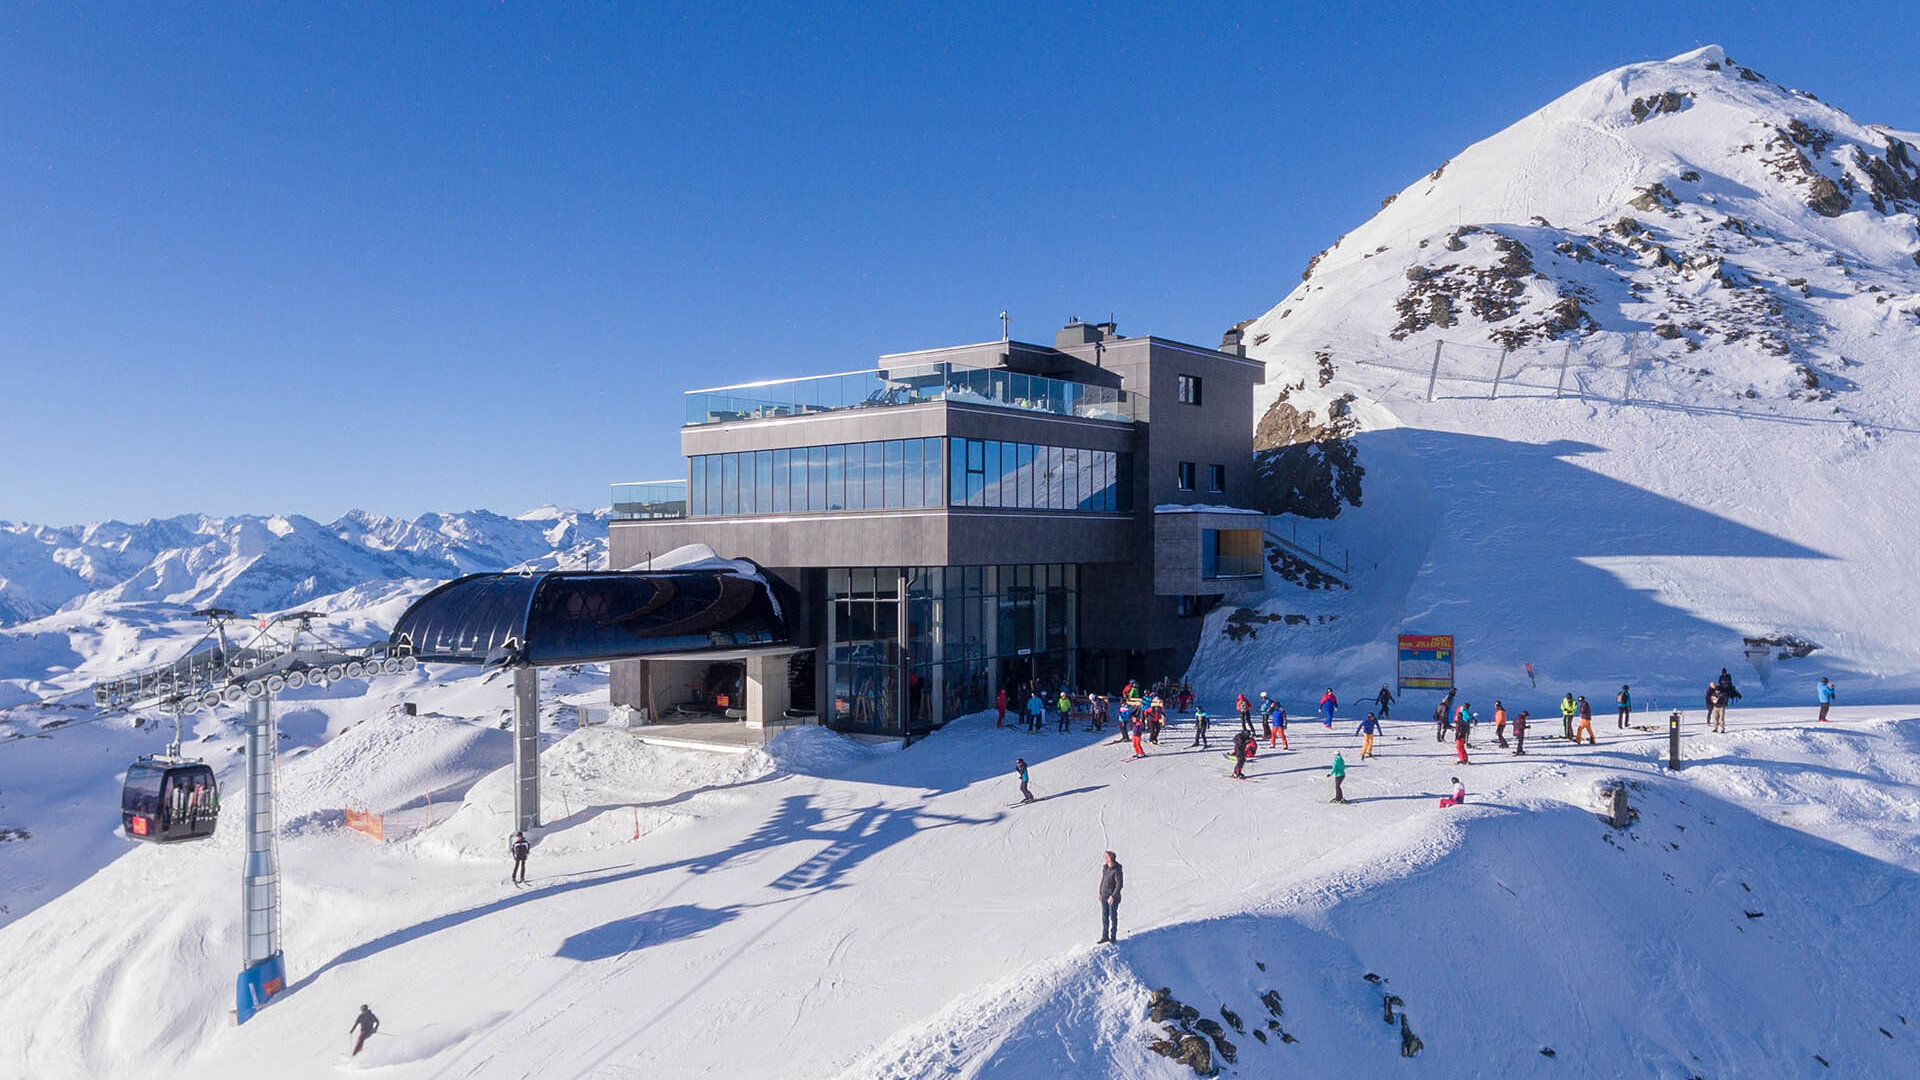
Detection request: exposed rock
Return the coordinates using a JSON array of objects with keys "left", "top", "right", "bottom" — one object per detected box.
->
[
  {"left": 1219, "top": 1006, "right": 1244, "bottom": 1034},
  {"left": 1629, "top": 182, "right": 1679, "bottom": 212},
  {"left": 1399, "top": 1014, "right": 1424, "bottom": 1057},
  {"left": 1258, "top": 989, "right": 1284, "bottom": 1018},
  {"left": 1630, "top": 90, "right": 1689, "bottom": 123}
]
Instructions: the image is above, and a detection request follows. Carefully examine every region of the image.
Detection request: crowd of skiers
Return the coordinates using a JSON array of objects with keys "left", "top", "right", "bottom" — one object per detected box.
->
[{"left": 1012, "top": 665, "right": 1847, "bottom": 813}]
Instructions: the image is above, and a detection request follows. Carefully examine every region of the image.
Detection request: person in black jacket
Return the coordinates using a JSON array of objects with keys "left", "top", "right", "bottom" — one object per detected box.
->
[
  {"left": 1375, "top": 685, "right": 1394, "bottom": 719},
  {"left": 1015, "top": 758, "right": 1035, "bottom": 804},
  {"left": 350, "top": 1004, "right": 380, "bottom": 1057},
  {"left": 509, "top": 831, "right": 530, "bottom": 885},
  {"left": 1098, "top": 851, "right": 1124, "bottom": 943}
]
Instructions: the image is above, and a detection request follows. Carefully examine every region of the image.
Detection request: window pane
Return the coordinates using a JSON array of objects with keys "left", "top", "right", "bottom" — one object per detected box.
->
[
  {"left": 789, "top": 448, "right": 806, "bottom": 510},
  {"left": 983, "top": 440, "right": 1001, "bottom": 508},
  {"left": 689, "top": 456, "right": 707, "bottom": 516},
  {"left": 864, "top": 442, "right": 885, "bottom": 509},
  {"left": 826, "top": 444, "right": 845, "bottom": 510},
  {"left": 1066, "top": 448, "right": 1081, "bottom": 510},
  {"left": 903, "top": 437, "right": 923, "bottom": 507},
  {"left": 755, "top": 450, "right": 773, "bottom": 513},
  {"left": 924, "top": 438, "right": 942, "bottom": 506},
  {"left": 885, "top": 439, "right": 905, "bottom": 508},
  {"left": 948, "top": 438, "right": 965, "bottom": 505},
  {"left": 842, "top": 443, "right": 863, "bottom": 510},
  {"left": 771, "top": 450, "right": 789, "bottom": 513},
  {"left": 807, "top": 446, "right": 825, "bottom": 511},
  {"left": 719, "top": 453, "right": 738, "bottom": 514}
]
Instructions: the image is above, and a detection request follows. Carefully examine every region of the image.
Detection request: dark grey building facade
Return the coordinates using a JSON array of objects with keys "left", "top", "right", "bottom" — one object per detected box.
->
[{"left": 609, "top": 319, "right": 1266, "bottom": 736}]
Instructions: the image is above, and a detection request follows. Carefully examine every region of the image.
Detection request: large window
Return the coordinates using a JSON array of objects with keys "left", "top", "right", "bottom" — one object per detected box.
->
[
  {"left": 688, "top": 437, "right": 944, "bottom": 516},
  {"left": 946, "top": 437, "right": 1131, "bottom": 513}
]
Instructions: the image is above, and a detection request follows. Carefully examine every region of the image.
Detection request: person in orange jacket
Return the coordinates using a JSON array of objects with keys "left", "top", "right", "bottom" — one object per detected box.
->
[{"left": 1493, "top": 701, "right": 1509, "bottom": 749}]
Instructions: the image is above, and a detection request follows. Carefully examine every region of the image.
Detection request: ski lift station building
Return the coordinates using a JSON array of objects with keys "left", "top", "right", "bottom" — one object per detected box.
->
[{"left": 609, "top": 319, "right": 1269, "bottom": 738}]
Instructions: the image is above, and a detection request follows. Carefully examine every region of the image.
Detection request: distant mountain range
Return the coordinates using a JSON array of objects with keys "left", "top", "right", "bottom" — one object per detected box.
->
[{"left": 0, "top": 507, "right": 609, "bottom": 628}]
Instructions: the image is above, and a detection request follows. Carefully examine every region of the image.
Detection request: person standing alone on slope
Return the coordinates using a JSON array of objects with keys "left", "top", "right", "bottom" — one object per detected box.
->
[
  {"left": 1329, "top": 751, "right": 1348, "bottom": 803},
  {"left": 1098, "top": 851, "right": 1124, "bottom": 943},
  {"left": 1190, "top": 706, "right": 1211, "bottom": 749},
  {"left": 1357, "top": 712, "right": 1381, "bottom": 760},
  {"left": 1616, "top": 684, "right": 1632, "bottom": 729},
  {"left": 1492, "top": 700, "right": 1508, "bottom": 749},
  {"left": 1375, "top": 684, "right": 1394, "bottom": 719},
  {"left": 996, "top": 687, "right": 1008, "bottom": 728},
  {"left": 509, "top": 830, "right": 530, "bottom": 885},
  {"left": 1320, "top": 688, "right": 1338, "bottom": 728},
  {"left": 1817, "top": 676, "right": 1837, "bottom": 722},
  {"left": 1015, "top": 758, "right": 1035, "bottom": 803},
  {"left": 350, "top": 1004, "right": 380, "bottom": 1057}
]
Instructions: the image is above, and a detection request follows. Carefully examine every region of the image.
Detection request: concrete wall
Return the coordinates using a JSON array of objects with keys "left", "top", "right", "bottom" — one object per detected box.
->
[{"left": 1151, "top": 510, "right": 1268, "bottom": 597}]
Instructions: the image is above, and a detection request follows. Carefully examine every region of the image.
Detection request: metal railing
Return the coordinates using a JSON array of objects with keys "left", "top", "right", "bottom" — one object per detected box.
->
[
  {"left": 1265, "top": 515, "right": 1352, "bottom": 578},
  {"left": 684, "top": 361, "right": 1144, "bottom": 426},
  {"left": 611, "top": 480, "right": 688, "bottom": 520}
]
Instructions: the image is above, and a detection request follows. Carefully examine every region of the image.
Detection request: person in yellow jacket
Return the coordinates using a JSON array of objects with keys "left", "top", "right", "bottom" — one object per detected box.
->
[{"left": 1560, "top": 693, "right": 1577, "bottom": 740}]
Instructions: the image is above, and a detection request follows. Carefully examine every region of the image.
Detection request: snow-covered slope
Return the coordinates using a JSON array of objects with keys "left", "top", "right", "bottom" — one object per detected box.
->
[{"left": 1213, "top": 45, "right": 1920, "bottom": 708}]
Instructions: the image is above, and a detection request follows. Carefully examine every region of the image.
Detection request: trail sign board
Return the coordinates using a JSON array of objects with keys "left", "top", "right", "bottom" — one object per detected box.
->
[{"left": 1398, "top": 634, "right": 1455, "bottom": 692}]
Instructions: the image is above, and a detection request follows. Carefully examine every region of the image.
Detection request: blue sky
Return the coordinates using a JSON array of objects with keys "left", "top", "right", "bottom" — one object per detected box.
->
[{"left": 4, "top": 1, "right": 1916, "bottom": 524}]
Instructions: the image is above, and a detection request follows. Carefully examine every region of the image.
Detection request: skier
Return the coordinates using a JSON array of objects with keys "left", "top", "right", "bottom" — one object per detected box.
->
[
  {"left": 1178, "top": 682, "right": 1194, "bottom": 714},
  {"left": 509, "top": 830, "right": 530, "bottom": 885},
  {"left": 1525, "top": 661, "right": 1536, "bottom": 688},
  {"left": 1560, "top": 693, "right": 1577, "bottom": 741},
  {"left": 1817, "top": 676, "right": 1837, "bottom": 722},
  {"left": 1319, "top": 688, "right": 1338, "bottom": 728},
  {"left": 1454, "top": 704, "right": 1472, "bottom": 764},
  {"left": 1057, "top": 690, "right": 1073, "bottom": 733},
  {"left": 996, "top": 687, "right": 1008, "bottom": 728},
  {"left": 1146, "top": 699, "right": 1164, "bottom": 745},
  {"left": 1015, "top": 757, "right": 1035, "bottom": 804},
  {"left": 1257, "top": 691, "right": 1276, "bottom": 740},
  {"left": 350, "top": 1004, "right": 380, "bottom": 1057},
  {"left": 1616, "top": 684, "right": 1632, "bottom": 729},
  {"left": 1231, "top": 730, "right": 1252, "bottom": 779},
  {"left": 1357, "top": 712, "right": 1381, "bottom": 760},
  {"left": 1329, "top": 751, "right": 1348, "bottom": 803},
  {"left": 1434, "top": 700, "right": 1450, "bottom": 743},
  {"left": 1492, "top": 701, "right": 1508, "bottom": 749},
  {"left": 1268, "top": 698, "right": 1289, "bottom": 750},
  {"left": 1236, "top": 692, "right": 1253, "bottom": 734},
  {"left": 1098, "top": 850, "right": 1124, "bottom": 943},
  {"left": 1375, "top": 684, "right": 1395, "bottom": 719},
  {"left": 1026, "top": 690, "right": 1045, "bottom": 733},
  {"left": 1129, "top": 714, "right": 1147, "bottom": 758},
  {"left": 1511, "top": 710, "right": 1528, "bottom": 755},
  {"left": 1574, "top": 695, "right": 1596, "bottom": 745},
  {"left": 1439, "top": 776, "right": 1467, "bottom": 808},
  {"left": 1190, "top": 706, "right": 1211, "bottom": 749}
]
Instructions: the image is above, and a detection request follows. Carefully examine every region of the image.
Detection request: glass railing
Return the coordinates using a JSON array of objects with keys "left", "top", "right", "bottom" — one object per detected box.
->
[
  {"left": 684, "top": 361, "right": 1143, "bottom": 426},
  {"left": 611, "top": 480, "right": 688, "bottom": 520}
]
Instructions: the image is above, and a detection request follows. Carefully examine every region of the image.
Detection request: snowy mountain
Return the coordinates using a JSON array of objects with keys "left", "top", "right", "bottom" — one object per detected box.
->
[
  {"left": 0, "top": 507, "right": 609, "bottom": 628},
  {"left": 1211, "top": 44, "right": 1920, "bottom": 707}
]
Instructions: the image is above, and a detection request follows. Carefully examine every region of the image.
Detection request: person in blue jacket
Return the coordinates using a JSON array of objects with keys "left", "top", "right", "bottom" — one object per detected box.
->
[
  {"left": 1319, "top": 688, "right": 1338, "bottom": 727},
  {"left": 1817, "top": 676, "right": 1837, "bottom": 722},
  {"left": 1356, "top": 712, "right": 1382, "bottom": 760}
]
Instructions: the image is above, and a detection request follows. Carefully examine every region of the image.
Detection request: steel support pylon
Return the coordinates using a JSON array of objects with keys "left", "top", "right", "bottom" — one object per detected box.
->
[
  {"left": 236, "top": 694, "right": 286, "bottom": 1022},
  {"left": 513, "top": 665, "right": 541, "bottom": 832}
]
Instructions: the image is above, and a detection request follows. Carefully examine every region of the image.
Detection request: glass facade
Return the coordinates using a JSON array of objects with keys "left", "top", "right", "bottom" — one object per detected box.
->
[
  {"left": 685, "top": 361, "right": 1143, "bottom": 426},
  {"left": 688, "top": 438, "right": 945, "bottom": 516},
  {"left": 827, "top": 564, "right": 1079, "bottom": 736},
  {"left": 947, "top": 437, "right": 1132, "bottom": 513}
]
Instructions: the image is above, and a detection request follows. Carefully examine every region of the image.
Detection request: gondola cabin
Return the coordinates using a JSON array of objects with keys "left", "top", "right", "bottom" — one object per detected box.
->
[{"left": 122, "top": 760, "right": 220, "bottom": 843}]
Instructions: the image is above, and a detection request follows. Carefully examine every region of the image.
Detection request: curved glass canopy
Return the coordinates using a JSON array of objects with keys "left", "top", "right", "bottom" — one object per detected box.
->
[{"left": 390, "top": 569, "right": 787, "bottom": 666}]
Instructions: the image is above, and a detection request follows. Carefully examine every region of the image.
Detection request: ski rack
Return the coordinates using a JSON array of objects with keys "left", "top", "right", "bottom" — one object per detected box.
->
[{"left": 89, "top": 609, "right": 415, "bottom": 714}]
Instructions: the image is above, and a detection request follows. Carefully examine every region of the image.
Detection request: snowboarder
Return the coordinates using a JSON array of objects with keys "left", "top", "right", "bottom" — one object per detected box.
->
[
  {"left": 1439, "top": 777, "right": 1467, "bottom": 808},
  {"left": 1098, "top": 851, "right": 1124, "bottom": 943},
  {"left": 1492, "top": 701, "right": 1508, "bottom": 749},
  {"left": 1357, "top": 712, "right": 1381, "bottom": 760},
  {"left": 1617, "top": 684, "right": 1632, "bottom": 729},
  {"left": 350, "top": 1004, "right": 380, "bottom": 1057},
  {"left": 1129, "top": 715, "right": 1147, "bottom": 758},
  {"left": 1057, "top": 691, "right": 1073, "bottom": 733},
  {"left": 1015, "top": 758, "right": 1035, "bottom": 804},
  {"left": 1454, "top": 704, "right": 1472, "bottom": 764},
  {"left": 1434, "top": 700, "right": 1451, "bottom": 743},
  {"left": 1818, "top": 676, "right": 1837, "bottom": 722},
  {"left": 1560, "top": 693, "right": 1577, "bottom": 740},
  {"left": 996, "top": 688, "right": 1008, "bottom": 728},
  {"left": 1512, "top": 710, "right": 1528, "bottom": 755},
  {"left": 1232, "top": 730, "right": 1252, "bottom": 779},
  {"left": 1190, "top": 706, "right": 1211, "bottom": 749},
  {"left": 1026, "top": 691, "right": 1045, "bottom": 733},
  {"left": 1267, "top": 699, "right": 1289, "bottom": 749},
  {"left": 1375, "top": 684, "right": 1394, "bottom": 719},
  {"left": 509, "top": 830, "right": 530, "bottom": 885},
  {"left": 1329, "top": 751, "right": 1348, "bottom": 803},
  {"left": 1575, "top": 695, "right": 1596, "bottom": 745}
]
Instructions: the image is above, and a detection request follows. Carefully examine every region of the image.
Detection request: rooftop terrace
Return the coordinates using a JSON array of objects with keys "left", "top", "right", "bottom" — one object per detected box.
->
[{"left": 684, "top": 359, "right": 1144, "bottom": 426}]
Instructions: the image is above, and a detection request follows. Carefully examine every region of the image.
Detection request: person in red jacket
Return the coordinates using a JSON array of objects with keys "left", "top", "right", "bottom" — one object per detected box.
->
[
  {"left": 1319, "top": 688, "right": 1338, "bottom": 728},
  {"left": 996, "top": 688, "right": 1008, "bottom": 728}
]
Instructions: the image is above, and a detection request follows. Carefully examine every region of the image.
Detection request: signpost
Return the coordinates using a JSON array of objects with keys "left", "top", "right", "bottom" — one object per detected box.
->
[{"left": 1397, "top": 634, "right": 1455, "bottom": 693}]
